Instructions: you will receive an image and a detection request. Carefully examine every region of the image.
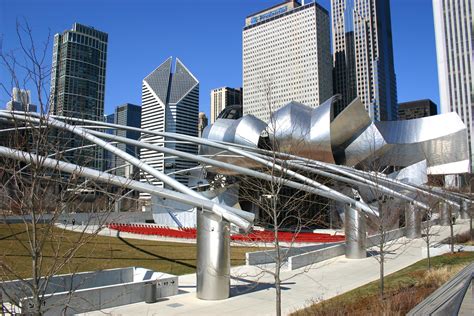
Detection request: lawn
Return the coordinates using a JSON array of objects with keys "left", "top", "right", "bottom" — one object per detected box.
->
[
  {"left": 292, "top": 252, "right": 474, "bottom": 315},
  {"left": 0, "top": 224, "right": 259, "bottom": 279}
]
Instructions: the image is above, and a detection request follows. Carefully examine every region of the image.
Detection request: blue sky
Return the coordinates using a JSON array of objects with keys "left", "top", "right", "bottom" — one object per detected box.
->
[{"left": 1, "top": 0, "right": 440, "bottom": 117}]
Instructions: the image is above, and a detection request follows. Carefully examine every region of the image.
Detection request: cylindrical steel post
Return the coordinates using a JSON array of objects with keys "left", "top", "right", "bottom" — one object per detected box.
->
[
  {"left": 460, "top": 200, "right": 470, "bottom": 220},
  {"left": 439, "top": 201, "right": 451, "bottom": 226},
  {"left": 344, "top": 204, "right": 367, "bottom": 259},
  {"left": 196, "top": 209, "right": 230, "bottom": 300},
  {"left": 405, "top": 202, "right": 421, "bottom": 239}
]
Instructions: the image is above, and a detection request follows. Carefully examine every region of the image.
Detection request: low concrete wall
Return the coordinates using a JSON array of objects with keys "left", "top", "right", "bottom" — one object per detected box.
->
[
  {"left": 288, "top": 243, "right": 346, "bottom": 270},
  {"left": 366, "top": 227, "right": 406, "bottom": 247},
  {"left": 246, "top": 243, "right": 340, "bottom": 266},
  {"left": 287, "top": 225, "right": 414, "bottom": 271},
  {"left": 2, "top": 267, "right": 178, "bottom": 315},
  {"left": 1, "top": 267, "right": 134, "bottom": 301}
]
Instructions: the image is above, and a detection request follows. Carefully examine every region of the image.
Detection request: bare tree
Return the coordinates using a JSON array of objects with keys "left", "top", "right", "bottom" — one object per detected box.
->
[
  {"left": 419, "top": 195, "right": 442, "bottom": 270},
  {"left": 0, "top": 21, "right": 125, "bottom": 315},
  {"left": 350, "top": 129, "right": 411, "bottom": 300},
  {"left": 225, "top": 81, "right": 334, "bottom": 316}
]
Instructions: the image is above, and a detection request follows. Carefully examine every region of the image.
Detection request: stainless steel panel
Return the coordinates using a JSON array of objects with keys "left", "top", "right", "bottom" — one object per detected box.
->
[
  {"left": 309, "top": 96, "right": 336, "bottom": 163},
  {"left": 199, "top": 119, "right": 237, "bottom": 157},
  {"left": 344, "top": 112, "right": 469, "bottom": 173},
  {"left": 269, "top": 101, "right": 313, "bottom": 156},
  {"left": 234, "top": 115, "right": 267, "bottom": 148},
  {"left": 330, "top": 97, "right": 371, "bottom": 157}
]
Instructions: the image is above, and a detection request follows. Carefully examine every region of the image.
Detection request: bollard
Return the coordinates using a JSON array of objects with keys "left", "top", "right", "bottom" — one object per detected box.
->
[
  {"left": 344, "top": 203, "right": 367, "bottom": 259},
  {"left": 405, "top": 202, "right": 422, "bottom": 239},
  {"left": 196, "top": 209, "right": 230, "bottom": 300},
  {"left": 144, "top": 281, "right": 157, "bottom": 304}
]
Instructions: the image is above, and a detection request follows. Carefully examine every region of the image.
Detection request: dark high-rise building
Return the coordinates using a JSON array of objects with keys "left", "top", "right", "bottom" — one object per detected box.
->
[
  {"left": 332, "top": 0, "right": 397, "bottom": 121},
  {"left": 103, "top": 113, "right": 115, "bottom": 172},
  {"left": 49, "top": 23, "right": 108, "bottom": 170},
  {"left": 398, "top": 99, "right": 438, "bottom": 120},
  {"left": 113, "top": 103, "right": 141, "bottom": 178}
]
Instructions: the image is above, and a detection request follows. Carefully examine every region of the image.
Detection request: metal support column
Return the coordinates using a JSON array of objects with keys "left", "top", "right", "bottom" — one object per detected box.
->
[
  {"left": 460, "top": 200, "right": 470, "bottom": 220},
  {"left": 196, "top": 209, "right": 230, "bottom": 300},
  {"left": 439, "top": 201, "right": 451, "bottom": 226},
  {"left": 405, "top": 202, "right": 421, "bottom": 239},
  {"left": 344, "top": 203, "right": 367, "bottom": 259}
]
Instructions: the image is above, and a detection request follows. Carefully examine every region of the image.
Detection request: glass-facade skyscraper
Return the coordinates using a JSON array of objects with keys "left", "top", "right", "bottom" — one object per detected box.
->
[
  {"left": 49, "top": 23, "right": 108, "bottom": 170},
  {"left": 331, "top": 0, "right": 397, "bottom": 121},
  {"left": 114, "top": 103, "right": 141, "bottom": 178}
]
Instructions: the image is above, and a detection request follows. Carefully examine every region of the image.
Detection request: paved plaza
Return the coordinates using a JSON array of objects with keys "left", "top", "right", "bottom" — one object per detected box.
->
[{"left": 82, "top": 221, "right": 471, "bottom": 316}]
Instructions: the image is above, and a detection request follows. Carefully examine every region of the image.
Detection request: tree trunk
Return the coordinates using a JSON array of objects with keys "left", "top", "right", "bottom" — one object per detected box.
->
[
  {"left": 450, "top": 221, "right": 455, "bottom": 254},
  {"left": 275, "top": 274, "right": 281, "bottom": 316},
  {"left": 427, "top": 239, "right": 431, "bottom": 270},
  {"left": 470, "top": 215, "right": 473, "bottom": 241},
  {"left": 379, "top": 246, "right": 384, "bottom": 300},
  {"left": 273, "top": 197, "right": 282, "bottom": 316}
]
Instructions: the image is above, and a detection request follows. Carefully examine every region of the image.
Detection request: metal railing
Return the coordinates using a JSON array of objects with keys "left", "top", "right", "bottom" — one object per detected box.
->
[{"left": 408, "top": 262, "right": 474, "bottom": 315}]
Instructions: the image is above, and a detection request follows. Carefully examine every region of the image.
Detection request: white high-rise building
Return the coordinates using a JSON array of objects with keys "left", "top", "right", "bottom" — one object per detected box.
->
[
  {"left": 140, "top": 57, "right": 199, "bottom": 193},
  {"left": 6, "top": 88, "right": 37, "bottom": 112},
  {"left": 433, "top": 0, "right": 473, "bottom": 172},
  {"left": 243, "top": 0, "right": 333, "bottom": 123}
]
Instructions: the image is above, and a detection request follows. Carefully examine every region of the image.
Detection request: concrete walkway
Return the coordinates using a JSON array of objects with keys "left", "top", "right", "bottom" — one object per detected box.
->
[{"left": 81, "top": 221, "right": 471, "bottom": 316}]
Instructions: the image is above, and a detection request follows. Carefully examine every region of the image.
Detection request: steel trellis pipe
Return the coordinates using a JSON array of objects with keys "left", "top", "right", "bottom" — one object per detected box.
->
[
  {"left": 0, "top": 146, "right": 251, "bottom": 227},
  {"left": 0, "top": 112, "right": 252, "bottom": 230}
]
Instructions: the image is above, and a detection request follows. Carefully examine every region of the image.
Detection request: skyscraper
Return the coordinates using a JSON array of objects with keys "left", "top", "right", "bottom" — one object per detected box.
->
[
  {"left": 243, "top": 0, "right": 333, "bottom": 123},
  {"left": 6, "top": 88, "right": 37, "bottom": 112},
  {"left": 140, "top": 57, "right": 199, "bottom": 191},
  {"left": 210, "top": 87, "right": 242, "bottom": 123},
  {"left": 103, "top": 113, "right": 115, "bottom": 172},
  {"left": 49, "top": 23, "right": 108, "bottom": 170},
  {"left": 433, "top": 0, "right": 473, "bottom": 172},
  {"left": 331, "top": 0, "right": 397, "bottom": 120},
  {"left": 113, "top": 103, "right": 141, "bottom": 178}
]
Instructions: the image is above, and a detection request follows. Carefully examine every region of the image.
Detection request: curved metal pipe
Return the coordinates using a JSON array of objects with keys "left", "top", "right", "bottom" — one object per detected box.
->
[
  {"left": 83, "top": 127, "right": 377, "bottom": 215},
  {"left": 199, "top": 138, "right": 463, "bottom": 208},
  {"left": 8, "top": 112, "right": 455, "bottom": 215},
  {"left": 0, "top": 146, "right": 251, "bottom": 225},
  {"left": 0, "top": 112, "right": 252, "bottom": 230},
  {"left": 284, "top": 159, "right": 430, "bottom": 210}
]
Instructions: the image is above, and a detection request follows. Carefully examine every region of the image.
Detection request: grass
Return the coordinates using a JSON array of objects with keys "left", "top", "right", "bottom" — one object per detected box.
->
[
  {"left": 0, "top": 224, "right": 260, "bottom": 280},
  {"left": 292, "top": 252, "right": 474, "bottom": 315}
]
